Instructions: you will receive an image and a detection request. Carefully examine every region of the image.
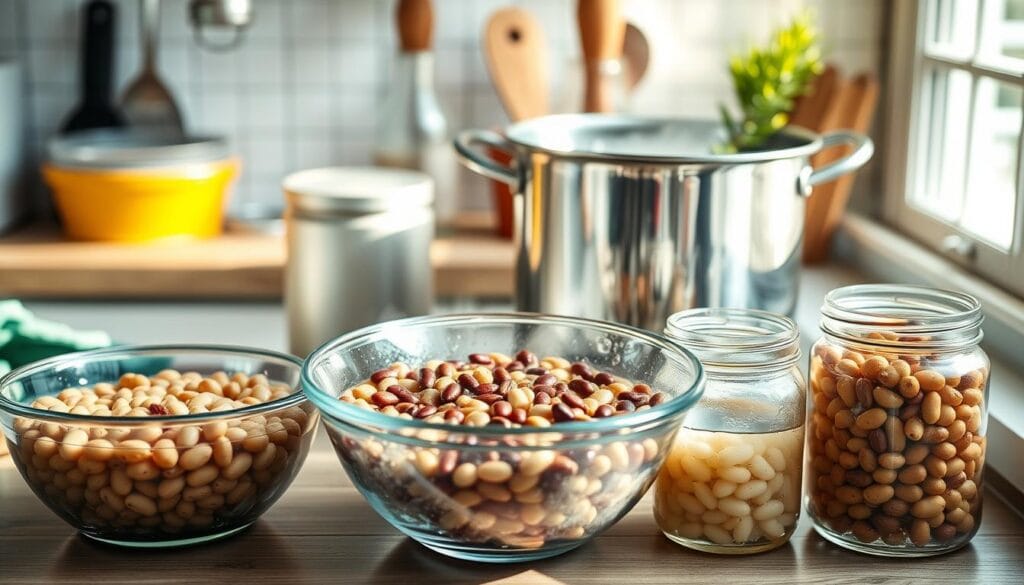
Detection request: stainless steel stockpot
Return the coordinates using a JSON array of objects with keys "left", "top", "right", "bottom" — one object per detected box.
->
[{"left": 455, "top": 115, "right": 872, "bottom": 329}]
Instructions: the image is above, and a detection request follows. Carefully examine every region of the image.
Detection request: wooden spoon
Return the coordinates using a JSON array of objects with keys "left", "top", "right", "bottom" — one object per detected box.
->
[
  {"left": 623, "top": 22, "right": 650, "bottom": 91},
  {"left": 483, "top": 7, "right": 549, "bottom": 121},
  {"left": 577, "top": 0, "right": 626, "bottom": 113}
]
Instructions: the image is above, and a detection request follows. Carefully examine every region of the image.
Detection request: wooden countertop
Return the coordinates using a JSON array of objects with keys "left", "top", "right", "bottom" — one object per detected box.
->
[
  {"left": 0, "top": 214, "right": 514, "bottom": 300},
  {"left": 2, "top": 436, "right": 1022, "bottom": 585}
]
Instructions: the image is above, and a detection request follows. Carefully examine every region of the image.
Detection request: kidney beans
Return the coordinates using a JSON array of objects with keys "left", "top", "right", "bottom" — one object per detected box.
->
[
  {"left": 370, "top": 369, "right": 397, "bottom": 384},
  {"left": 441, "top": 383, "right": 462, "bottom": 403},
  {"left": 469, "top": 353, "right": 494, "bottom": 366},
  {"left": 515, "top": 350, "right": 537, "bottom": 365},
  {"left": 492, "top": 367, "right": 511, "bottom": 383},
  {"left": 339, "top": 349, "right": 677, "bottom": 431},
  {"left": 534, "top": 374, "right": 557, "bottom": 387},
  {"left": 560, "top": 391, "right": 585, "bottom": 410},
  {"left": 552, "top": 402, "right": 575, "bottom": 422},
  {"left": 388, "top": 386, "right": 418, "bottom": 404},
  {"left": 570, "top": 363, "right": 593, "bottom": 381},
  {"left": 533, "top": 384, "right": 555, "bottom": 397},
  {"left": 419, "top": 368, "right": 436, "bottom": 390},
  {"left": 568, "top": 379, "right": 595, "bottom": 397},
  {"left": 472, "top": 383, "right": 499, "bottom": 396},
  {"left": 371, "top": 391, "right": 399, "bottom": 407},
  {"left": 491, "top": 401, "right": 513, "bottom": 418}
]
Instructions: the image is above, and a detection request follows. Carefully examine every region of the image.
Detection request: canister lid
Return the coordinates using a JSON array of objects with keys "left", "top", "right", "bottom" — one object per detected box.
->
[
  {"left": 504, "top": 114, "right": 823, "bottom": 164},
  {"left": 48, "top": 129, "right": 230, "bottom": 169},
  {"left": 283, "top": 166, "right": 434, "bottom": 215}
]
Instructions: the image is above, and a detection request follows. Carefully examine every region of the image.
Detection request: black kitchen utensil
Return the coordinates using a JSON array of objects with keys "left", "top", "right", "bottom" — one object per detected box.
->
[{"left": 62, "top": 0, "right": 124, "bottom": 134}]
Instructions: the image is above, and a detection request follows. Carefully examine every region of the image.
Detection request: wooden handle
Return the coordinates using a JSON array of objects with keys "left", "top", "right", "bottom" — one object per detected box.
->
[
  {"left": 484, "top": 7, "right": 549, "bottom": 121},
  {"left": 578, "top": 0, "right": 625, "bottom": 61},
  {"left": 578, "top": 0, "right": 625, "bottom": 113},
  {"left": 802, "top": 71, "right": 880, "bottom": 264},
  {"left": 397, "top": 0, "right": 433, "bottom": 52}
]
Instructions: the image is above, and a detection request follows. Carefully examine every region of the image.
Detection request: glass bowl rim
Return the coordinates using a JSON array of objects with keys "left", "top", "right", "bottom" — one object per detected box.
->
[
  {"left": 0, "top": 344, "right": 307, "bottom": 426},
  {"left": 302, "top": 312, "right": 706, "bottom": 436}
]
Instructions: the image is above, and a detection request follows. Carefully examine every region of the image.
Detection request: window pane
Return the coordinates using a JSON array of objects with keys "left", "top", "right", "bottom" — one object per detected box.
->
[
  {"left": 925, "top": 0, "right": 978, "bottom": 57},
  {"left": 977, "top": 0, "right": 1024, "bottom": 73},
  {"left": 961, "top": 78, "right": 1021, "bottom": 249},
  {"left": 912, "top": 67, "right": 973, "bottom": 223}
]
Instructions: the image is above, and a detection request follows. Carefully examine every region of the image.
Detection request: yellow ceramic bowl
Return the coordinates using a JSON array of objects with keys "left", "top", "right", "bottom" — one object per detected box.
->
[{"left": 44, "top": 158, "right": 239, "bottom": 242}]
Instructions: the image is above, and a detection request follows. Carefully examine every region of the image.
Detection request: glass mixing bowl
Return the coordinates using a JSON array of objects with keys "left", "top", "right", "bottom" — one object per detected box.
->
[
  {"left": 303, "top": 313, "right": 705, "bottom": 562},
  {"left": 0, "top": 345, "right": 319, "bottom": 547}
]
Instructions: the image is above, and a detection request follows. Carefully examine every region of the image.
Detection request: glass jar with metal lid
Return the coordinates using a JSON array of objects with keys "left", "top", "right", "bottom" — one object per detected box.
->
[
  {"left": 656, "top": 308, "right": 806, "bottom": 554},
  {"left": 806, "top": 284, "right": 989, "bottom": 556}
]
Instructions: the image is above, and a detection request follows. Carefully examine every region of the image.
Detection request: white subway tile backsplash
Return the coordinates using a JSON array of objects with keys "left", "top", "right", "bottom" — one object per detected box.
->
[
  {"left": 8, "top": 0, "right": 886, "bottom": 209},
  {"left": 290, "top": 45, "right": 331, "bottom": 86},
  {"left": 25, "top": 0, "right": 77, "bottom": 46},
  {"left": 246, "top": 0, "right": 284, "bottom": 41},
  {"left": 196, "top": 91, "right": 241, "bottom": 135},
  {"left": 0, "top": 0, "right": 18, "bottom": 46},
  {"left": 334, "top": 42, "right": 379, "bottom": 86},
  {"left": 198, "top": 48, "right": 241, "bottom": 86},
  {"left": 293, "top": 132, "right": 337, "bottom": 170},
  {"left": 293, "top": 90, "right": 333, "bottom": 130},
  {"left": 242, "top": 133, "right": 287, "bottom": 178},
  {"left": 289, "top": 0, "right": 332, "bottom": 43},
  {"left": 244, "top": 90, "right": 286, "bottom": 130},
  {"left": 335, "top": 90, "right": 377, "bottom": 131},
  {"left": 28, "top": 47, "right": 75, "bottom": 85},
  {"left": 334, "top": 0, "right": 379, "bottom": 41},
  {"left": 241, "top": 45, "right": 284, "bottom": 85}
]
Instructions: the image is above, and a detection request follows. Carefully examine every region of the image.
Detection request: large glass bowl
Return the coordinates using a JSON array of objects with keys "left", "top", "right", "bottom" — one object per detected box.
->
[
  {"left": 303, "top": 313, "right": 705, "bottom": 563},
  {"left": 0, "top": 345, "right": 319, "bottom": 547}
]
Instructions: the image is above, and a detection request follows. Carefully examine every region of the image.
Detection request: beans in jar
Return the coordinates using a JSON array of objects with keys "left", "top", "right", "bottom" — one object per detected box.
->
[
  {"left": 655, "top": 426, "right": 803, "bottom": 551},
  {"left": 807, "top": 342, "right": 987, "bottom": 550},
  {"left": 330, "top": 350, "right": 672, "bottom": 550},
  {"left": 6, "top": 369, "right": 316, "bottom": 542}
]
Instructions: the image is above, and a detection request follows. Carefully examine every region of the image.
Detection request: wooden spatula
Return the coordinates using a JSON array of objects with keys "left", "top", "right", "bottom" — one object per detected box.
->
[
  {"left": 483, "top": 7, "right": 549, "bottom": 122},
  {"left": 578, "top": 0, "right": 626, "bottom": 113},
  {"left": 623, "top": 22, "right": 650, "bottom": 92}
]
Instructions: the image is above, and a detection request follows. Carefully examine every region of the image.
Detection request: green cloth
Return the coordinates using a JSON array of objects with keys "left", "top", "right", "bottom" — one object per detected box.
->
[{"left": 0, "top": 300, "right": 112, "bottom": 370}]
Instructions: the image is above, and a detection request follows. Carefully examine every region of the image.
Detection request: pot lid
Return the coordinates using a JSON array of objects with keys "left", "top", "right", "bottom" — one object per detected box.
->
[
  {"left": 48, "top": 129, "right": 230, "bottom": 169},
  {"left": 283, "top": 166, "right": 434, "bottom": 215},
  {"left": 503, "top": 114, "right": 824, "bottom": 164}
]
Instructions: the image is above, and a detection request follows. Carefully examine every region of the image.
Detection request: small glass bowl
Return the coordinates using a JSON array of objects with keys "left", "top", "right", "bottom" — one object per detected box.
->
[
  {"left": 303, "top": 313, "right": 705, "bottom": 563},
  {"left": 0, "top": 345, "right": 319, "bottom": 548}
]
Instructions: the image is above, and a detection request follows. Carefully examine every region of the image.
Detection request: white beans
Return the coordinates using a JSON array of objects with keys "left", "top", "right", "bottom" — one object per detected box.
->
[{"left": 655, "top": 426, "right": 804, "bottom": 551}]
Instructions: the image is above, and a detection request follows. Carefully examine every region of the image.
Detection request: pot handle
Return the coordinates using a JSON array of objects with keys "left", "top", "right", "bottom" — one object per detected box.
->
[
  {"left": 453, "top": 130, "right": 520, "bottom": 188},
  {"left": 807, "top": 131, "right": 875, "bottom": 187}
]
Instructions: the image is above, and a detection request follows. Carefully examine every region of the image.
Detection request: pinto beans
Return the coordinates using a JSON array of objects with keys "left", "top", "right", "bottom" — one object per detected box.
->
[{"left": 808, "top": 342, "right": 987, "bottom": 550}]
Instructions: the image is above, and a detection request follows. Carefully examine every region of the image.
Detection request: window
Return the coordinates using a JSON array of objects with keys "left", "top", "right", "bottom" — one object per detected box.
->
[{"left": 884, "top": 0, "right": 1024, "bottom": 296}]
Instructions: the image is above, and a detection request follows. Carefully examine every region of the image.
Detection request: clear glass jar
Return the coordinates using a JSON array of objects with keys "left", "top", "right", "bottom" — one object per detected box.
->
[
  {"left": 806, "top": 285, "right": 989, "bottom": 556},
  {"left": 656, "top": 308, "right": 806, "bottom": 554}
]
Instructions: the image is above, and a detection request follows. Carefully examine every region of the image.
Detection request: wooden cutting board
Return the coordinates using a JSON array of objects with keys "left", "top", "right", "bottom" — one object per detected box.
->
[{"left": 0, "top": 213, "right": 514, "bottom": 300}]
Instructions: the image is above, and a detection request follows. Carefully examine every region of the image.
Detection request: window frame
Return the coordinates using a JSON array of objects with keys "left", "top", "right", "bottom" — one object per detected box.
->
[{"left": 883, "top": 0, "right": 1024, "bottom": 297}]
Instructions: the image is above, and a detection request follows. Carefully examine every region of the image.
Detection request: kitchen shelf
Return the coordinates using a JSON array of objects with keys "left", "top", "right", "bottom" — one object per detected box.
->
[
  {"left": 1, "top": 435, "right": 1022, "bottom": 584},
  {"left": 0, "top": 213, "right": 514, "bottom": 300}
]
